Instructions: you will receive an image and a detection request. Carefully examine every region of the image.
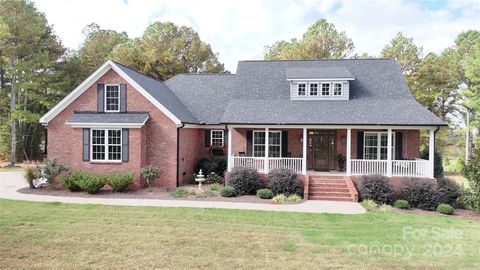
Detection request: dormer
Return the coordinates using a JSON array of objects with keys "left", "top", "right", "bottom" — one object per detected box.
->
[{"left": 286, "top": 67, "right": 355, "bottom": 100}]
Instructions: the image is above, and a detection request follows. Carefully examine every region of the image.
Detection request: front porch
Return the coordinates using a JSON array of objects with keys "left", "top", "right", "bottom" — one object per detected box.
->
[{"left": 227, "top": 125, "right": 435, "bottom": 178}]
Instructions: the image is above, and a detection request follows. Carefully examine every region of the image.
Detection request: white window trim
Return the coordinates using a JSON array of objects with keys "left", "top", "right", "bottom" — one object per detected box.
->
[
  {"left": 333, "top": 82, "right": 343, "bottom": 96},
  {"left": 104, "top": 84, "right": 120, "bottom": 113},
  {"left": 363, "top": 131, "right": 395, "bottom": 160},
  {"left": 210, "top": 130, "right": 224, "bottom": 146},
  {"left": 90, "top": 128, "right": 122, "bottom": 162},
  {"left": 321, "top": 82, "right": 331, "bottom": 96},
  {"left": 309, "top": 83, "right": 319, "bottom": 96},
  {"left": 297, "top": 83, "right": 307, "bottom": 96},
  {"left": 252, "top": 131, "right": 282, "bottom": 157}
]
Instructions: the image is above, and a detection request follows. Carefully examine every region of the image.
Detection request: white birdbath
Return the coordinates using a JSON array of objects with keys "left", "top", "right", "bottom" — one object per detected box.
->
[{"left": 195, "top": 169, "right": 206, "bottom": 190}]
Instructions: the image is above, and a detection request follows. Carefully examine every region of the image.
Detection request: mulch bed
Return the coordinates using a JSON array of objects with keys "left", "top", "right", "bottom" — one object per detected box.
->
[
  {"left": 17, "top": 185, "right": 300, "bottom": 204},
  {"left": 393, "top": 207, "right": 480, "bottom": 220}
]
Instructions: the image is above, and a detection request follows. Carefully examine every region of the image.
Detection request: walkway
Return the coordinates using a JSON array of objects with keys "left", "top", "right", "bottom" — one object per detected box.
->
[{"left": 0, "top": 171, "right": 365, "bottom": 214}]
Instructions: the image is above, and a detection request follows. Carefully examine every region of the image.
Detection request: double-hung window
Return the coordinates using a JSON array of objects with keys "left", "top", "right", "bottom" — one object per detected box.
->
[
  {"left": 211, "top": 130, "right": 224, "bottom": 146},
  {"left": 252, "top": 131, "right": 281, "bottom": 157},
  {"left": 91, "top": 129, "right": 122, "bottom": 161},
  {"left": 364, "top": 132, "right": 395, "bottom": 160},
  {"left": 105, "top": 84, "right": 120, "bottom": 112}
]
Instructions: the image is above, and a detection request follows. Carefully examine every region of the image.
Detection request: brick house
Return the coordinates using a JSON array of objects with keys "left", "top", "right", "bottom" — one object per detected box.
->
[{"left": 40, "top": 59, "right": 446, "bottom": 200}]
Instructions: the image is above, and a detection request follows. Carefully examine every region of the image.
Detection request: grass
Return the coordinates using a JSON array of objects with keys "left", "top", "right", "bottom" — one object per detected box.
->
[
  {"left": 0, "top": 167, "right": 24, "bottom": 172},
  {"left": 0, "top": 199, "right": 479, "bottom": 269}
]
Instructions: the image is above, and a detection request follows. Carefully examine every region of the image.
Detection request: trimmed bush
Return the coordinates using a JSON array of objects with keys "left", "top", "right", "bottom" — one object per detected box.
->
[
  {"left": 379, "top": 204, "right": 393, "bottom": 212},
  {"left": 106, "top": 172, "right": 134, "bottom": 192},
  {"left": 400, "top": 177, "right": 442, "bottom": 211},
  {"left": 76, "top": 174, "right": 105, "bottom": 194},
  {"left": 437, "top": 203, "right": 454, "bottom": 215},
  {"left": 393, "top": 199, "right": 410, "bottom": 209},
  {"left": 220, "top": 186, "right": 237, "bottom": 197},
  {"left": 271, "top": 194, "right": 287, "bottom": 204},
  {"left": 60, "top": 171, "right": 86, "bottom": 192},
  {"left": 438, "top": 177, "right": 463, "bottom": 208},
  {"left": 287, "top": 194, "right": 302, "bottom": 203},
  {"left": 209, "top": 183, "right": 221, "bottom": 191},
  {"left": 256, "top": 189, "right": 274, "bottom": 199},
  {"left": 172, "top": 188, "right": 189, "bottom": 198},
  {"left": 228, "top": 166, "right": 260, "bottom": 195},
  {"left": 268, "top": 168, "right": 303, "bottom": 196},
  {"left": 358, "top": 175, "right": 395, "bottom": 204},
  {"left": 360, "top": 199, "right": 378, "bottom": 211}
]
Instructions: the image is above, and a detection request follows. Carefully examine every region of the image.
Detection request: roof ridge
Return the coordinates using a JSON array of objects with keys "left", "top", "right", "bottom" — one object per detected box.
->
[
  {"left": 110, "top": 59, "right": 171, "bottom": 83},
  {"left": 239, "top": 58, "right": 394, "bottom": 62}
]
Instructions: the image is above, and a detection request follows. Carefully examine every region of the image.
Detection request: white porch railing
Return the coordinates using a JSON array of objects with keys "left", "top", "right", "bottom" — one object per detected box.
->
[
  {"left": 269, "top": 158, "right": 303, "bottom": 173},
  {"left": 233, "top": 157, "right": 265, "bottom": 172},
  {"left": 392, "top": 159, "right": 431, "bottom": 177},
  {"left": 232, "top": 156, "right": 303, "bottom": 173},
  {"left": 351, "top": 159, "right": 388, "bottom": 175},
  {"left": 351, "top": 159, "right": 431, "bottom": 177}
]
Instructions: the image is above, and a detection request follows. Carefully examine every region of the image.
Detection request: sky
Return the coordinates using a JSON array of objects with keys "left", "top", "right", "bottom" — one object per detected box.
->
[{"left": 34, "top": 0, "right": 480, "bottom": 72}]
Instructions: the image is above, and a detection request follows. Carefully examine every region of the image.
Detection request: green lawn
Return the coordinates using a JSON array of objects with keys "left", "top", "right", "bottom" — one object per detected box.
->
[{"left": 0, "top": 199, "right": 479, "bottom": 269}]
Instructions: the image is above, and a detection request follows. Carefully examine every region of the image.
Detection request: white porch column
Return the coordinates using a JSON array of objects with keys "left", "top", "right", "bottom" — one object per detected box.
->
[
  {"left": 346, "top": 128, "right": 352, "bottom": 176},
  {"left": 227, "top": 126, "right": 232, "bottom": 171},
  {"left": 429, "top": 129, "right": 435, "bottom": 178},
  {"left": 387, "top": 128, "right": 393, "bottom": 177},
  {"left": 302, "top": 128, "right": 307, "bottom": 175},
  {"left": 264, "top": 128, "right": 269, "bottom": 173}
]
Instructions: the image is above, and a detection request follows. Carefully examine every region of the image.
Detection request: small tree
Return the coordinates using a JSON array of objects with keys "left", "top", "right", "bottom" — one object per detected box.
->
[
  {"left": 43, "top": 158, "right": 68, "bottom": 185},
  {"left": 463, "top": 151, "right": 480, "bottom": 211},
  {"left": 141, "top": 165, "right": 160, "bottom": 191}
]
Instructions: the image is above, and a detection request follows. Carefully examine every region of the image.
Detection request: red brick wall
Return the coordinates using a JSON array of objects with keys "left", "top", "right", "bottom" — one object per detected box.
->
[
  {"left": 47, "top": 68, "right": 178, "bottom": 188},
  {"left": 178, "top": 128, "right": 201, "bottom": 185}
]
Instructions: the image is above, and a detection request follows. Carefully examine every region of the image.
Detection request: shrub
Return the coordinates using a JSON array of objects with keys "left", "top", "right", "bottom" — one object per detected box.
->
[
  {"left": 358, "top": 175, "right": 395, "bottom": 204},
  {"left": 208, "top": 172, "right": 224, "bottom": 184},
  {"left": 360, "top": 199, "right": 378, "bottom": 211},
  {"left": 400, "top": 177, "right": 442, "bottom": 210},
  {"left": 141, "top": 165, "right": 160, "bottom": 191},
  {"left": 220, "top": 186, "right": 237, "bottom": 197},
  {"left": 438, "top": 177, "right": 463, "bottom": 208},
  {"left": 106, "top": 172, "right": 134, "bottom": 192},
  {"left": 287, "top": 194, "right": 302, "bottom": 203},
  {"left": 76, "top": 174, "right": 105, "bottom": 194},
  {"left": 437, "top": 204, "right": 454, "bottom": 215},
  {"left": 209, "top": 183, "right": 221, "bottom": 191},
  {"left": 202, "top": 189, "right": 215, "bottom": 198},
  {"left": 421, "top": 150, "right": 444, "bottom": 178},
  {"left": 379, "top": 204, "right": 393, "bottom": 212},
  {"left": 24, "top": 167, "right": 37, "bottom": 189},
  {"left": 256, "top": 189, "right": 273, "bottom": 199},
  {"left": 172, "top": 188, "right": 189, "bottom": 198},
  {"left": 393, "top": 199, "right": 410, "bottom": 209},
  {"left": 228, "top": 166, "right": 260, "bottom": 195},
  {"left": 197, "top": 157, "right": 227, "bottom": 176},
  {"left": 463, "top": 152, "right": 480, "bottom": 212},
  {"left": 60, "top": 171, "right": 87, "bottom": 192},
  {"left": 271, "top": 194, "right": 287, "bottom": 204},
  {"left": 43, "top": 158, "right": 68, "bottom": 184},
  {"left": 268, "top": 168, "right": 303, "bottom": 196}
]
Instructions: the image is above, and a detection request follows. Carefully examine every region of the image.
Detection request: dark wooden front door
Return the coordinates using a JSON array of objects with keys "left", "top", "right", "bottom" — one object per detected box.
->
[{"left": 307, "top": 130, "right": 336, "bottom": 171}]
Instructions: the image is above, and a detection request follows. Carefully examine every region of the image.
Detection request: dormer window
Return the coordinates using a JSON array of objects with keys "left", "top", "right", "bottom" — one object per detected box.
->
[
  {"left": 321, "top": 83, "right": 330, "bottom": 96},
  {"left": 298, "top": 83, "right": 306, "bottom": 96},
  {"left": 309, "top": 83, "right": 318, "bottom": 96},
  {"left": 333, "top": 83, "right": 343, "bottom": 96},
  {"left": 105, "top": 84, "right": 120, "bottom": 112}
]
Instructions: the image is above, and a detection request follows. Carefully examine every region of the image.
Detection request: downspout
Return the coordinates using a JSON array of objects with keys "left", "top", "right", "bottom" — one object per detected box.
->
[
  {"left": 176, "top": 123, "right": 185, "bottom": 187},
  {"left": 224, "top": 124, "right": 228, "bottom": 187}
]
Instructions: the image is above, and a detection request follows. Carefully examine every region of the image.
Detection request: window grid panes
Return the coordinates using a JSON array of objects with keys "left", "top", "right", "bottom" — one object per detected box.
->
[
  {"left": 333, "top": 83, "right": 342, "bottom": 96},
  {"left": 321, "top": 83, "right": 330, "bottom": 96},
  {"left": 105, "top": 85, "right": 120, "bottom": 112},
  {"left": 309, "top": 83, "right": 318, "bottom": 96},
  {"left": 363, "top": 132, "right": 395, "bottom": 160},
  {"left": 91, "top": 129, "right": 122, "bottom": 161},
  {"left": 211, "top": 130, "right": 224, "bottom": 146},
  {"left": 298, "top": 83, "right": 306, "bottom": 96},
  {"left": 253, "top": 131, "right": 281, "bottom": 157}
]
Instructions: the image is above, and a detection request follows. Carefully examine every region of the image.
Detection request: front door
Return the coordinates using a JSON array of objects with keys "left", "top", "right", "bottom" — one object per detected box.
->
[{"left": 307, "top": 130, "right": 336, "bottom": 171}]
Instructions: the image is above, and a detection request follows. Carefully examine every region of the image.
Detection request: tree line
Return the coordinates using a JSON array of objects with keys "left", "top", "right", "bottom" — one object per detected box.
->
[{"left": 0, "top": 0, "right": 478, "bottom": 167}]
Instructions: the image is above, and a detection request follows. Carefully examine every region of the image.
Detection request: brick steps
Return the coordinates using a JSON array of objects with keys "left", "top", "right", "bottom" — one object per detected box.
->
[{"left": 307, "top": 175, "right": 357, "bottom": 202}]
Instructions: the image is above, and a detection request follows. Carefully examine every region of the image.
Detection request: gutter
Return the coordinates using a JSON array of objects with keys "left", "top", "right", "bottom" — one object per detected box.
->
[{"left": 176, "top": 123, "right": 185, "bottom": 187}]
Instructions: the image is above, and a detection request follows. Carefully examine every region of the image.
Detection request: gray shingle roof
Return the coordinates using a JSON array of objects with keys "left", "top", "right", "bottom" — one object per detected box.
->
[
  {"left": 121, "top": 59, "right": 445, "bottom": 126},
  {"left": 113, "top": 61, "right": 198, "bottom": 123},
  {"left": 67, "top": 112, "right": 149, "bottom": 124},
  {"left": 285, "top": 67, "right": 354, "bottom": 79}
]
